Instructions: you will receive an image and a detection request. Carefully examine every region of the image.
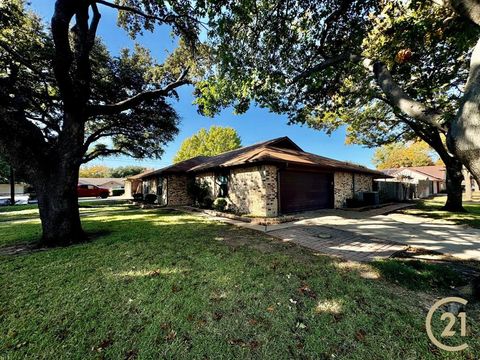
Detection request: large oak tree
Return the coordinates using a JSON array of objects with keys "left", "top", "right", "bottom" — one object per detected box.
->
[
  {"left": 0, "top": 0, "right": 202, "bottom": 245},
  {"left": 195, "top": 0, "right": 480, "bottom": 211}
]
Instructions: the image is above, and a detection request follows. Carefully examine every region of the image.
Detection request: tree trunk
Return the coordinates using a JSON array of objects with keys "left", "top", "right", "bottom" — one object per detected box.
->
[
  {"left": 443, "top": 160, "right": 466, "bottom": 212},
  {"left": 464, "top": 169, "right": 473, "bottom": 201},
  {"left": 34, "top": 162, "right": 86, "bottom": 246},
  {"left": 9, "top": 166, "right": 15, "bottom": 206},
  {"left": 448, "top": 37, "right": 480, "bottom": 187}
]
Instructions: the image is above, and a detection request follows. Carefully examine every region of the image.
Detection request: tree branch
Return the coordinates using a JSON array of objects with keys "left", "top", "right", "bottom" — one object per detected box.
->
[
  {"left": 291, "top": 53, "right": 448, "bottom": 132},
  {"left": 82, "top": 148, "right": 131, "bottom": 163},
  {"left": 371, "top": 62, "right": 447, "bottom": 132},
  {"left": 87, "top": 2, "right": 101, "bottom": 51},
  {"left": 290, "top": 54, "right": 362, "bottom": 83},
  {"left": 449, "top": 0, "right": 480, "bottom": 25},
  {"left": 87, "top": 69, "right": 190, "bottom": 116},
  {"left": 95, "top": 0, "right": 177, "bottom": 24},
  {"left": 0, "top": 40, "right": 53, "bottom": 82},
  {"left": 51, "top": 0, "right": 78, "bottom": 108}
]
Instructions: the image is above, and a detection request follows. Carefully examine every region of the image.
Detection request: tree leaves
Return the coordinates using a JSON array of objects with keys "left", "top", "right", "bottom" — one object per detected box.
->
[
  {"left": 372, "top": 141, "right": 436, "bottom": 170},
  {"left": 173, "top": 126, "right": 241, "bottom": 163}
]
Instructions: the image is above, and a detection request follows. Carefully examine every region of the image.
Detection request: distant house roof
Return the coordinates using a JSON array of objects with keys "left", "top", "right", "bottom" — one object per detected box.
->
[
  {"left": 126, "top": 169, "right": 159, "bottom": 180},
  {"left": 78, "top": 178, "right": 125, "bottom": 187},
  {"left": 134, "top": 156, "right": 210, "bottom": 179},
  {"left": 381, "top": 166, "right": 446, "bottom": 181},
  {"left": 138, "top": 137, "right": 387, "bottom": 179}
]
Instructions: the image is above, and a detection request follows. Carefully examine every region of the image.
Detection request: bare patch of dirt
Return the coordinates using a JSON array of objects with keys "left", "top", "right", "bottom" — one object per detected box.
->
[
  {"left": 392, "top": 246, "right": 480, "bottom": 301},
  {"left": 0, "top": 243, "right": 44, "bottom": 256}
]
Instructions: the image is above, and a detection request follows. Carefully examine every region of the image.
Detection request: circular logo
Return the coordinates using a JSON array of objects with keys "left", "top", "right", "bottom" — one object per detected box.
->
[{"left": 426, "top": 297, "right": 468, "bottom": 352}]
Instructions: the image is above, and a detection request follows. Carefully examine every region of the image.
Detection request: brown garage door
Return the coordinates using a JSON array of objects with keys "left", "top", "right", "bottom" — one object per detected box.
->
[{"left": 280, "top": 170, "right": 333, "bottom": 213}]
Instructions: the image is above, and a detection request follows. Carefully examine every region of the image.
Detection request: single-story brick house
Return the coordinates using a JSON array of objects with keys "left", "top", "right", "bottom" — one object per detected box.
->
[
  {"left": 78, "top": 178, "right": 125, "bottom": 192},
  {"left": 134, "top": 137, "right": 387, "bottom": 216},
  {"left": 377, "top": 166, "right": 446, "bottom": 198}
]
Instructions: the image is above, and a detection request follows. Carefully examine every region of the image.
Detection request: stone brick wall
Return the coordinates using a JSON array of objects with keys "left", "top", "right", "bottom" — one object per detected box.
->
[
  {"left": 355, "top": 174, "right": 373, "bottom": 193},
  {"left": 263, "top": 165, "right": 279, "bottom": 217},
  {"left": 195, "top": 165, "right": 278, "bottom": 217},
  {"left": 228, "top": 165, "right": 278, "bottom": 217},
  {"left": 334, "top": 172, "right": 373, "bottom": 208},
  {"left": 166, "top": 175, "right": 193, "bottom": 206}
]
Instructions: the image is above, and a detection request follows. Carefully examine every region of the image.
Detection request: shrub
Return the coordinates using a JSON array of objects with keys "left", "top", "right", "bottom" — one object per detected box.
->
[
  {"left": 187, "top": 180, "right": 210, "bottom": 206},
  {"left": 133, "top": 193, "right": 143, "bottom": 201},
  {"left": 112, "top": 189, "right": 125, "bottom": 197},
  {"left": 201, "top": 197, "right": 214, "bottom": 209},
  {"left": 144, "top": 194, "right": 157, "bottom": 204},
  {"left": 213, "top": 197, "right": 227, "bottom": 212}
]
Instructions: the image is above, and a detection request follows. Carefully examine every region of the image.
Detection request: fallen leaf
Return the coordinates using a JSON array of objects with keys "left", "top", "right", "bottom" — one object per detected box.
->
[
  {"left": 249, "top": 340, "right": 261, "bottom": 349},
  {"left": 160, "top": 323, "right": 171, "bottom": 331},
  {"left": 124, "top": 349, "right": 138, "bottom": 360},
  {"left": 228, "top": 338, "right": 246, "bottom": 346},
  {"left": 355, "top": 329, "right": 366, "bottom": 342},
  {"left": 165, "top": 330, "right": 177, "bottom": 342},
  {"left": 95, "top": 337, "right": 113, "bottom": 352},
  {"left": 296, "top": 322, "right": 307, "bottom": 330},
  {"left": 298, "top": 282, "right": 317, "bottom": 299}
]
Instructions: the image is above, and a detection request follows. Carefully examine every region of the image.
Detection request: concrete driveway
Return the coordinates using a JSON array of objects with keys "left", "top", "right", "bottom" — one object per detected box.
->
[
  {"left": 184, "top": 203, "right": 480, "bottom": 261},
  {"left": 282, "top": 207, "right": 480, "bottom": 260}
]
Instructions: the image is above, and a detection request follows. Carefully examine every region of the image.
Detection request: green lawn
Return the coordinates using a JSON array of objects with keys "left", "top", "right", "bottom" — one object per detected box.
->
[
  {"left": 1, "top": 204, "right": 479, "bottom": 359},
  {"left": 403, "top": 196, "right": 480, "bottom": 229}
]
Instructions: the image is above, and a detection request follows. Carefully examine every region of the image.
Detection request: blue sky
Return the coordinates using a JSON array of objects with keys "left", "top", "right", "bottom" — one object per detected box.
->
[{"left": 29, "top": 1, "right": 377, "bottom": 169}]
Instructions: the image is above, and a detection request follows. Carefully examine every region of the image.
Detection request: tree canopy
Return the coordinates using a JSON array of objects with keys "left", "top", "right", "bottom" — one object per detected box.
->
[
  {"left": 0, "top": 0, "right": 203, "bottom": 244},
  {"left": 372, "top": 142, "right": 435, "bottom": 170},
  {"left": 0, "top": 157, "right": 9, "bottom": 183},
  {"left": 79, "top": 165, "right": 146, "bottom": 178},
  {"left": 174, "top": 126, "right": 241, "bottom": 163},
  {"left": 193, "top": 0, "right": 480, "bottom": 211}
]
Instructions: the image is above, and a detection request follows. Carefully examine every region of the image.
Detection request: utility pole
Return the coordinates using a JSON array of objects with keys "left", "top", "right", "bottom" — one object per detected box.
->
[{"left": 9, "top": 166, "right": 15, "bottom": 206}]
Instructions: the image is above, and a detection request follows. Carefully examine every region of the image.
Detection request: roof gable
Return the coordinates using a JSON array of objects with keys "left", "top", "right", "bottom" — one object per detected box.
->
[
  {"left": 264, "top": 137, "right": 303, "bottom": 151},
  {"left": 381, "top": 166, "right": 445, "bottom": 181},
  {"left": 139, "top": 136, "right": 386, "bottom": 178}
]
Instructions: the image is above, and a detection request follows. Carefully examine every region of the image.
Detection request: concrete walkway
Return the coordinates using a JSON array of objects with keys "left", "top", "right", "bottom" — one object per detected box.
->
[
  {"left": 187, "top": 206, "right": 409, "bottom": 262},
  {"left": 267, "top": 225, "right": 406, "bottom": 262}
]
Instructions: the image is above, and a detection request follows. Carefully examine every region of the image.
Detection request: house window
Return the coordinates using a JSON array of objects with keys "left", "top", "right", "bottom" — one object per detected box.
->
[{"left": 217, "top": 172, "right": 229, "bottom": 197}]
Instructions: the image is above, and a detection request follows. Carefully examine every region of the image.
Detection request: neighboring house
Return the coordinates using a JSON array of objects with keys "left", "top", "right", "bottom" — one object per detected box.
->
[
  {"left": 378, "top": 166, "right": 446, "bottom": 199},
  {"left": 0, "top": 183, "right": 27, "bottom": 196},
  {"left": 78, "top": 178, "right": 125, "bottom": 193},
  {"left": 136, "top": 137, "right": 387, "bottom": 216}
]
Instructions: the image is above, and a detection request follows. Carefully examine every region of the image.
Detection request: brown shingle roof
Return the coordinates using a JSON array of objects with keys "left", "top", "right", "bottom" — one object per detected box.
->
[
  {"left": 139, "top": 136, "right": 387, "bottom": 179},
  {"left": 407, "top": 166, "right": 446, "bottom": 180},
  {"left": 189, "top": 145, "right": 387, "bottom": 177},
  {"left": 136, "top": 156, "right": 210, "bottom": 179},
  {"left": 78, "top": 178, "right": 125, "bottom": 186}
]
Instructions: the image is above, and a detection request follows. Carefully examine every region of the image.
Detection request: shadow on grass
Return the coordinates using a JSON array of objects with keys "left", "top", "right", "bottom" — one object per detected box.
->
[
  {"left": 371, "top": 259, "right": 468, "bottom": 291},
  {"left": 2, "top": 206, "right": 478, "bottom": 301}
]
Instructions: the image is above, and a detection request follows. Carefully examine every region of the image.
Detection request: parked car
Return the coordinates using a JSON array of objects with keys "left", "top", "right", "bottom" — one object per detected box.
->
[{"left": 77, "top": 184, "right": 109, "bottom": 198}]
